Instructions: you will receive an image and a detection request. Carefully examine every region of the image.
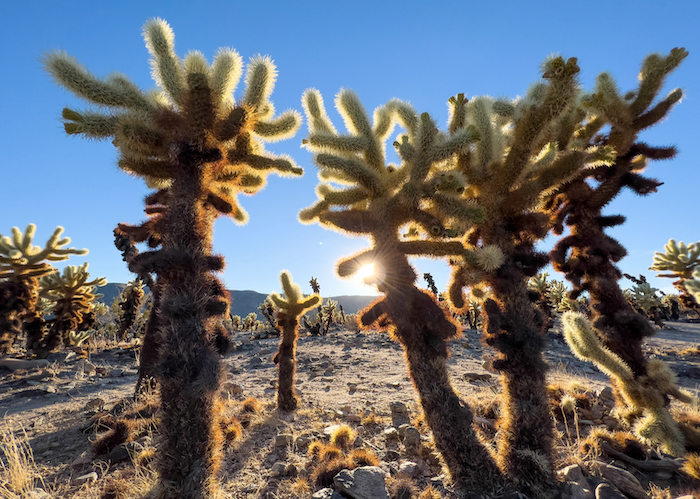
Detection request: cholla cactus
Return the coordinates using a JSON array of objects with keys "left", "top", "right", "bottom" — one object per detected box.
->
[
  {"left": 68, "top": 329, "right": 96, "bottom": 347},
  {"left": 300, "top": 89, "right": 504, "bottom": 494},
  {"left": 44, "top": 18, "right": 302, "bottom": 497},
  {"left": 242, "top": 312, "right": 258, "bottom": 330},
  {"left": 116, "top": 279, "right": 145, "bottom": 341},
  {"left": 445, "top": 57, "right": 604, "bottom": 494},
  {"left": 40, "top": 263, "right": 106, "bottom": 351},
  {"left": 651, "top": 239, "right": 700, "bottom": 314},
  {"left": 0, "top": 224, "right": 87, "bottom": 354},
  {"left": 630, "top": 281, "right": 662, "bottom": 314},
  {"left": 269, "top": 271, "right": 320, "bottom": 411},
  {"left": 563, "top": 312, "right": 691, "bottom": 456},
  {"left": 687, "top": 269, "right": 700, "bottom": 302},
  {"left": 546, "top": 48, "right": 688, "bottom": 388}
]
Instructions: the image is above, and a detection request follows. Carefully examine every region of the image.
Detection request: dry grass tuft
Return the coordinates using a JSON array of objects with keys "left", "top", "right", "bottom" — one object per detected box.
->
[
  {"left": 330, "top": 424, "right": 356, "bottom": 450},
  {"left": 388, "top": 473, "right": 418, "bottom": 499},
  {"left": 0, "top": 427, "right": 44, "bottom": 498},
  {"left": 417, "top": 485, "right": 442, "bottom": 499},
  {"left": 681, "top": 452, "right": 700, "bottom": 480}
]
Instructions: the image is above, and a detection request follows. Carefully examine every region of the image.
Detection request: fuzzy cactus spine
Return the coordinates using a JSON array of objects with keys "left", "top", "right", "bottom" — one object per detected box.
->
[
  {"left": 269, "top": 271, "right": 320, "bottom": 411},
  {"left": 45, "top": 18, "right": 301, "bottom": 498}
]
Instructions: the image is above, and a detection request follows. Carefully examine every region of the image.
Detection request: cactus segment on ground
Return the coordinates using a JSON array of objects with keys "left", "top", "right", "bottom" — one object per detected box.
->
[
  {"left": 45, "top": 18, "right": 302, "bottom": 498},
  {"left": 545, "top": 48, "right": 687, "bottom": 410},
  {"left": 300, "top": 88, "right": 506, "bottom": 495},
  {"left": 269, "top": 271, "right": 320, "bottom": 411},
  {"left": 563, "top": 312, "right": 692, "bottom": 456},
  {"left": 651, "top": 239, "right": 700, "bottom": 314},
  {"left": 0, "top": 224, "right": 88, "bottom": 355}
]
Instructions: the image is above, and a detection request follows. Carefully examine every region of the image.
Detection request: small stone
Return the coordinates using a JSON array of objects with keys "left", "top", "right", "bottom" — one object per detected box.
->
[
  {"left": 71, "top": 456, "right": 92, "bottom": 468},
  {"left": 221, "top": 381, "right": 243, "bottom": 396},
  {"left": 389, "top": 401, "right": 410, "bottom": 427},
  {"left": 84, "top": 398, "right": 106, "bottom": 412},
  {"left": 385, "top": 449, "right": 400, "bottom": 461},
  {"left": 384, "top": 427, "right": 399, "bottom": 441},
  {"left": 590, "top": 462, "right": 647, "bottom": 499},
  {"left": 271, "top": 462, "right": 287, "bottom": 476},
  {"left": 109, "top": 441, "right": 142, "bottom": 463},
  {"left": 74, "top": 359, "right": 96, "bottom": 375},
  {"left": 334, "top": 466, "right": 390, "bottom": 499},
  {"left": 275, "top": 434, "right": 294, "bottom": 447},
  {"left": 73, "top": 471, "right": 98, "bottom": 485},
  {"left": 43, "top": 385, "right": 57, "bottom": 393},
  {"left": 312, "top": 488, "right": 344, "bottom": 499},
  {"left": 110, "top": 368, "right": 123, "bottom": 378},
  {"left": 558, "top": 464, "right": 586, "bottom": 483},
  {"left": 463, "top": 372, "right": 492, "bottom": 382},
  {"left": 398, "top": 461, "right": 417, "bottom": 476},
  {"left": 266, "top": 453, "right": 279, "bottom": 463},
  {"left": 594, "top": 482, "right": 626, "bottom": 499},
  {"left": 295, "top": 435, "right": 312, "bottom": 448},
  {"left": 403, "top": 426, "right": 422, "bottom": 454},
  {"left": 285, "top": 463, "right": 298, "bottom": 476}
]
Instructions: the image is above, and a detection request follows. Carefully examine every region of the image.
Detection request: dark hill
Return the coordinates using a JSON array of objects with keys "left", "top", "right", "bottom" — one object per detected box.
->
[{"left": 98, "top": 283, "right": 377, "bottom": 320}]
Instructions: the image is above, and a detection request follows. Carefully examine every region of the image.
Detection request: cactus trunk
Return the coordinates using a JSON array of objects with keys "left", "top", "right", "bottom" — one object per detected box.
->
[
  {"left": 149, "top": 144, "right": 226, "bottom": 499},
  {"left": 135, "top": 281, "right": 161, "bottom": 399},
  {"left": 275, "top": 314, "right": 299, "bottom": 411}
]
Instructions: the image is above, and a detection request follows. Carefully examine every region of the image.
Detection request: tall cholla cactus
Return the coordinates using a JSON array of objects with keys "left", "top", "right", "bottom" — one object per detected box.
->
[
  {"left": 563, "top": 312, "right": 692, "bottom": 456},
  {"left": 300, "top": 89, "right": 506, "bottom": 495},
  {"left": 651, "top": 239, "right": 700, "bottom": 314},
  {"left": 0, "top": 224, "right": 87, "bottom": 355},
  {"left": 269, "top": 271, "right": 320, "bottom": 411},
  {"left": 40, "top": 263, "right": 106, "bottom": 351},
  {"left": 445, "top": 57, "right": 613, "bottom": 495},
  {"left": 545, "top": 48, "right": 687, "bottom": 395},
  {"left": 44, "top": 18, "right": 302, "bottom": 498}
]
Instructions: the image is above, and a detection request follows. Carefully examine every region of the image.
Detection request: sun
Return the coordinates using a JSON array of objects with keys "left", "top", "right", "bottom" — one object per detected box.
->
[{"left": 356, "top": 264, "right": 375, "bottom": 281}]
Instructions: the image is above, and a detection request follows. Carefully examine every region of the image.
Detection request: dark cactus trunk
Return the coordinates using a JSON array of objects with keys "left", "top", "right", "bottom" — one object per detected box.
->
[
  {"left": 140, "top": 143, "right": 228, "bottom": 499},
  {"left": 135, "top": 282, "right": 161, "bottom": 399},
  {"left": 361, "top": 233, "right": 505, "bottom": 496},
  {"left": 274, "top": 314, "right": 299, "bottom": 412}
]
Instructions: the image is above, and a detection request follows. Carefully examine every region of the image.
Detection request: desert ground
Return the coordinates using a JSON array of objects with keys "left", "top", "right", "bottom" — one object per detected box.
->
[{"left": 1, "top": 319, "right": 700, "bottom": 499}]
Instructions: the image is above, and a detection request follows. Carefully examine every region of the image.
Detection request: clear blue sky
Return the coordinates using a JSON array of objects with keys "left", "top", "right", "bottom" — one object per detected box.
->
[{"left": 1, "top": 1, "right": 698, "bottom": 299}]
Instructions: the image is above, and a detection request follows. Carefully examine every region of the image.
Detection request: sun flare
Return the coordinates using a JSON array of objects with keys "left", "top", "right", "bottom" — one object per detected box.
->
[{"left": 356, "top": 264, "right": 375, "bottom": 281}]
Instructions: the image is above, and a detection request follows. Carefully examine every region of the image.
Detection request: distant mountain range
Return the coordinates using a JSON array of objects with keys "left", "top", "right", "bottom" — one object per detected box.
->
[{"left": 97, "top": 283, "right": 378, "bottom": 320}]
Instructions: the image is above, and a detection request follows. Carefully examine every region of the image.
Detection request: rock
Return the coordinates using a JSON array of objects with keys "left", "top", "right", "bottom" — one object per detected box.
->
[
  {"left": 0, "top": 359, "right": 49, "bottom": 371},
  {"left": 594, "top": 482, "right": 627, "bottom": 499},
  {"left": 275, "top": 434, "right": 294, "bottom": 447},
  {"left": 398, "top": 461, "right": 417, "bottom": 476},
  {"left": 463, "top": 372, "right": 492, "bottom": 382},
  {"left": 590, "top": 462, "right": 647, "bottom": 499},
  {"left": 271, "top": 462, "right": 288, "bottom": 476},
  {"left": 558, "top": 464, "right": 594, "bottom": 499},
  {"left": 110, "top": 368, "right": 123, "bottom": 377},
  {"left": 109, "top": 441, "right": 142, "bottom": 463},
  {"left": 221, "top": 381, "right": 243, "bottom": 396},
  {"left": 559, "top": 464, "right": 586, "bottom": 482},
  {"left": 73, "top": 359, "right": 96, "bottom": 375},
  {"left": 312, "top": 488, "right": 344, "bottom": 499},
  {"left": 84, "top": 398, "right": 106, "bottom": 411},
  {"left": 71, "top": 456, "right": 92, "bottom": 468},
  {"left": 334, "top": 466, "right": 390, "bottom": 499},
  {"left": 389, "top": 402, "right": 410, "bottom": 427},
  {"left": 385, "top": 449, "right": 400, "bottom": 461},
  {"left": 296, "top": 435, "right": 312, "bottom": 448},
  {"left": 402, "top": 426, "right": 421, "bottom": 454},
  {"left": 46, "top": 351, "right": 76, "bottom": 364},
  {"left": 73, "top": 471, "right": 98, "bottom": 485},
  {"left": 324, "top": 424, "right": 342, "bottom": 436},
  {"left": 384, "top": 427, "right": 399, "bottom": 441}
]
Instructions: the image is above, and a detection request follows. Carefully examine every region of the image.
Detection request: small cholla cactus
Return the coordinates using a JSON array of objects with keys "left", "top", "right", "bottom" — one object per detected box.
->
[
  {"left": 687, "top": 269, "right": 700, "bottom": 303},
  {"left": 40, "top": 263, "right": 106, "bottom": 351},
  {"left": 651, "top": 239, "right": 700, "bottom": 314},
  {"left": 269, "top": 271, "right": 320, "bottom": 411},
  {"left": 116, "top": 279, "right": 145, "bottom": 341},
  {"left": 563, "top": 312, "right": 692, "bottom": 456},
  {"left": 44, "top": 18, "right": 302, "bottom": 497},
  {"left": 68, "top": 329, "right": 96, "bottom": 347},
  {"left": 242, "top": 312, "right": 258, "bottom": 330},
  {"left": 0, "top": 224, "right": 87, "bottom": 355}
]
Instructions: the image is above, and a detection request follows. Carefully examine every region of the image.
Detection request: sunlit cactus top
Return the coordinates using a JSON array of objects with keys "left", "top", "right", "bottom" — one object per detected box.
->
[
  {"left": 0, "top": 224, "right": 88, "bottom": 279},
  {"left": 650, "top": 239, "right": 700, "bottom": 279},
  {"left": 44, "top": 18, "right": 302, "bottom": 224},
  {"left": 299, "top": 88, "right": 484, "bottom": 289},
  {"left": 39, "top": 263, "right": 107, "bottom": 302},
  {"left": 269, "top": 271, "right": 320, "bottom": 318}
]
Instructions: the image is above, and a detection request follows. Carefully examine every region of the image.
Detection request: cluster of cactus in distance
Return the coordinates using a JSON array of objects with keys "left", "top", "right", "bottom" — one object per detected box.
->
[
  {"left": 44, "top": 18, "right": 302, "bottom": 498},
  {"left": 38, "top": 15, "right": 693, "bottom": 498},
  {"left": 0, "top": 224, "right": 90, "bottom": 356}
]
